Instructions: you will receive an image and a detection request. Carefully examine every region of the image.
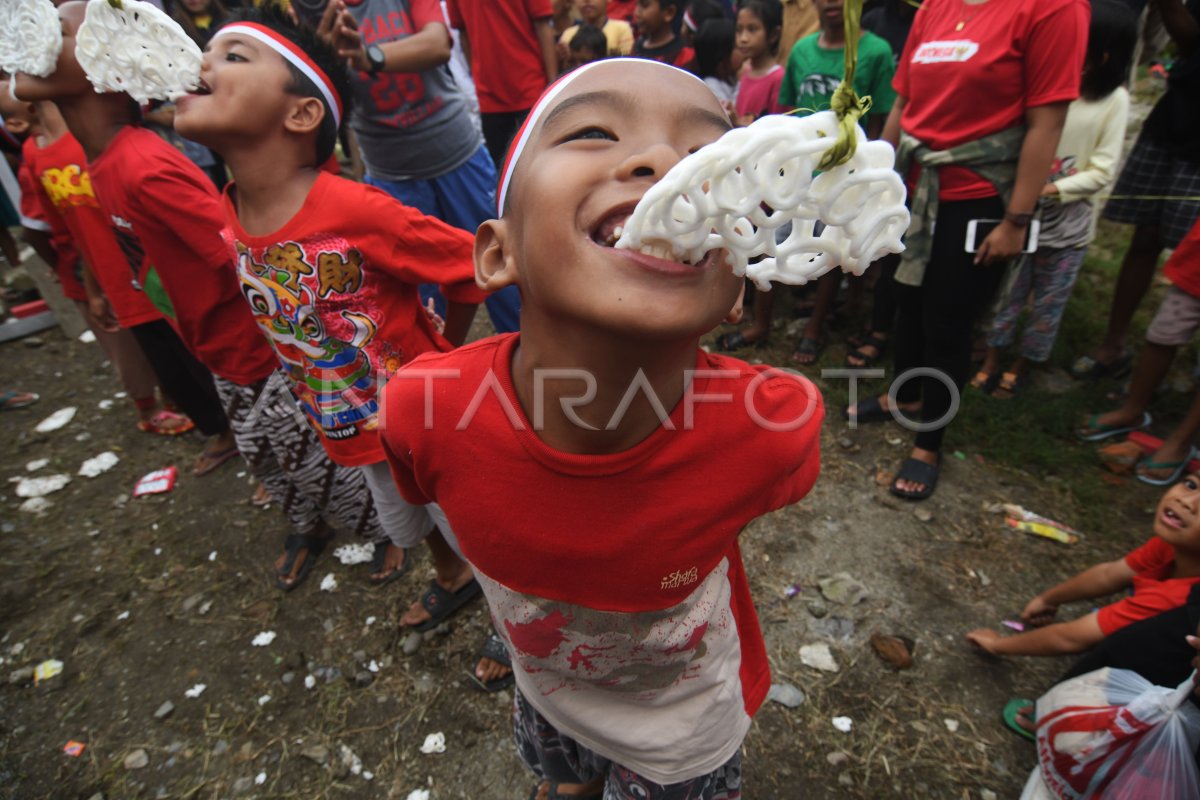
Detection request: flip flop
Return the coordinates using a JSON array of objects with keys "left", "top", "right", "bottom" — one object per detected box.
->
[
  {"left": 468, "top": 633, "right": 515, "bottom": 692},
  {"left": 969, "top": 370, "right": 998, "bottom": 392},
  {"left": 193, "top": 444, "right": 239, "bottom": 476},
  {"left": 410, "top": 578, "right": 482, "bottom": 632},
  {"left": 1135, "top": 446, "right": 1198, "bottom": 486},
  {"left": 845, "top": 332, "right": 888, "bottom": 368},
  {"left": 138, "top": 409, "right": 196, "bottom": 436},
  {"left": 990, "top": 370, "right": 1026, "bottom": 400},
  {"left": 715, "top": 330, "right": 766, "bottom": 351},
  {"left": 368, "top": 541, "right": 411, "bottom": 587},
  {"left": 790, "top": 335, "right": 826, "bottom": 366},
  {"left": 1076, "top": 411, "right": 1152, "bottom": 442},
  {"left": 275, "top": 531, "right": 329, "bottom": 592},
  {"left": 844, "top": 394, "right": 895, "bottom": 425},
  {"left": 889, "top": 455, "right": 941, "bottom": 501},
  {"left": 0, "top": 390, "right": 39, "bottom": 411},
  {"left": 1002, "top": 697, "right": 1036, "bottom": 742}
]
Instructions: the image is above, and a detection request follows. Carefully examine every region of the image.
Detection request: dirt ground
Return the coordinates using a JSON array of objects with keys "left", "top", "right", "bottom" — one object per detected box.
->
[{"left": 0, "top": 317, "right": 1163, "bottom": 800}]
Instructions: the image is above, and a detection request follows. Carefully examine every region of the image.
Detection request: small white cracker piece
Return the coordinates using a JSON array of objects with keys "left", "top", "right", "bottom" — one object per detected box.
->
[
  {"left": 0, "top": 0, "right": 63, "bottom": 78},
  {"left": 616, "top": 111, "right": 910, "bottom": 289},
  {"left": 75, "top": 0, "right": 202, "bottom": 105}
]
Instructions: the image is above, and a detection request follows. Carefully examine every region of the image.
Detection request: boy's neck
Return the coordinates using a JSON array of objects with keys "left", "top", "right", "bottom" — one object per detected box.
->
[
  {"left": 818, "top": 24, "right": 845, "bottom": 48},
  {"left": 1172, "top": 546, "right": 1200, "bottom": 579},
  {"left": 54, "top": 91, "right": 137, "bottom": 161},
  {"left": 222, "top": 142, "right": 321, "bottom": 236},
  {"left": 511, "top": 321, "right": 701, "bottom": 455},
  {"left": 644, "top": 27, "right": 675, "bottom": 48}
]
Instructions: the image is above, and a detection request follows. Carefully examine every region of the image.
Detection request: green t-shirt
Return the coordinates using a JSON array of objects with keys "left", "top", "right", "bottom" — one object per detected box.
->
[{"left": 779, "top": 31, "right": 896, "bottom": 118}]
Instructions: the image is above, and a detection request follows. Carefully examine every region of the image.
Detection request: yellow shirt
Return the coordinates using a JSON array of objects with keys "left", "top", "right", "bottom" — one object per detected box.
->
[{"left": 560, "top": 18, "right": 635, "bottom": 56}]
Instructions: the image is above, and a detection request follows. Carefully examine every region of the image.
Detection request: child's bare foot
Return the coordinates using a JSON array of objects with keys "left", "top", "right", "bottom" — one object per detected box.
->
[
  {"left": 369, "top": 542, "right": 409, "bottom": 586},
  {"left": 891, "top": 446, "right": 940, "bottom": 499},
  {"left": 1076, "top": 408, "right": 1151, "bottom": 441},
  {"left": 400, "top": 562, "right": 476, "bottom": 628},
  {"left": 1135, "top": 440, "right": 1197, "bottom": 485},
  {"left": 251, "top": 484, "right": 272, "bottom": 506},
  {"left": 274, "top": 523, "right": 333, "bottom": 591},
  {"left": 472, "top": 633, "right": 513, "bottom": 691},
  {"left": 193, "top": 430, "right": 239, "bottom": 476},
  {"left": 531, "top": 778, "right": 605, "bottom": 799}
]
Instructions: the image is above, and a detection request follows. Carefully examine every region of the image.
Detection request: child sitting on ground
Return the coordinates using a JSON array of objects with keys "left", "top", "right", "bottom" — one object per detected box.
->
[
  {"left": 632, "top": 0, "right": 695, "bottom": 67},
  {"left": 382, "top": 58, "right": 823, "bottom": 798},
  {"left": 172, "top": 8, "right": 505, "bottom": 682},
  {"left": 967, "top": 472, "right": 1200, "bottom": 659}
]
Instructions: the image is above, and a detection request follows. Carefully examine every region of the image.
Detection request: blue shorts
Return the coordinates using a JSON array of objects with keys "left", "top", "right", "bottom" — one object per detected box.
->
[{"left": 365, "top": 145, "right": 521, "bottom": 333}]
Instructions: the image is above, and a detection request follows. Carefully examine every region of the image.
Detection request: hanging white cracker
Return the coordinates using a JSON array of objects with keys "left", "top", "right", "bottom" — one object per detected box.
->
[
  {"left": 75, "top": 0, "right": 202, "bottom": 105},
  {"left": 615, "top": 111, "right": 910, "bottom": 290},
  {"left": 0, "top": 0, "right": 63, "bottom": 78}
]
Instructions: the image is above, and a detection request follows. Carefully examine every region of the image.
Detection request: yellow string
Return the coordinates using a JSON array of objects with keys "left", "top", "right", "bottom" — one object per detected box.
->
[{"left": 817, "top": 0, "right": 872, "bottom": 171}]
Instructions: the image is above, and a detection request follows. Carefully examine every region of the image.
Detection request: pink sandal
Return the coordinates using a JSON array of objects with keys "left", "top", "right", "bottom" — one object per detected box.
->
[{"left": 137, "top": 409, "right": 195, "bottom": 436}]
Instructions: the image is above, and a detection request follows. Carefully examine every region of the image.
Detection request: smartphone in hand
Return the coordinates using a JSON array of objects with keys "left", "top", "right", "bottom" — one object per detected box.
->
[{"left": 965, "top": 219, "right": 1040, "bottom": 254}]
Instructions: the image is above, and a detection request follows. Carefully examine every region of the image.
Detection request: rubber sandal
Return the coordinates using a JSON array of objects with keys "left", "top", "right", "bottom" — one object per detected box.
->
[
  {"left": 845, "top": 332, "right": 888, "bottom": 368},
  {"left": 844, "top": 394, "right": 895, "bottom": 425},
  {"left": 0, "top": 390, "right": 39, "bottom": 411},
  {"left": 889, "top": 455, "right": 941, "bottom": 501},
  {"left": 138, "top": 409, "right": 196, "bottom": 436},
  {"left": 790, "top": 336, "right": 825, "bottom": 366},
  {"left": 193, "top": 444, "right": 238, "bottom": 476},
  {"left": 1135, "top": 446, "right": 1198, "bottom": 486},
  {"left": 275, "top": 532, "right": 329, "bottom": 592},
  {"left": 1070, "top": 352, "right": 1133, "bottom": 380},
  {"left": 368, "top": 541, "right": 411, "bottom": 587},
  {"left": 469, "top": 633, "right": 515, "bottom": 692},
  {"left": 410, "top": 578, "right": 481, "bottom": 632},
  {"left": 990, "top": 370, "right": 1026, "bottom": 400},
  {"left": 716, "top": 330, "right": 766, "bottom": 351},
  {"left": 1076, "top": 411, "right": 1152, "bottom": 442},
  {"left": 1002, "top": 698, "right": 1036, "bottom": 742},
  {"left": 251, "top": 484, "right": 273, "bottom": 507},
  {"left": 529, "top": 783, "right": 603, "bottom": 800},
  {"left": 969, "top": 370, "right": 998, "bottom": 392}
]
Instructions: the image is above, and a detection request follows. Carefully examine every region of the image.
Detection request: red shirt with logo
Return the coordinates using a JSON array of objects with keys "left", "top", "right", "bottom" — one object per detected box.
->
[
  {"left": 17, "top": 141, "right": 84, "bottom": 302},
  {"left": 87, "top": 126, "right": 277, "bottom": 384},
  {"left": 382, "top": 334, "right": 823, "bottom": 783},
  {"left": 1096, "top": 537, "right": 1200, "bottom": 635},
  {"left": 446, "top": 0, "right": 553, "bottom": 113},
  {"left": 223, "top": 172, "right": 486, "bottom": 466},
  {"left": 894, "top": 0, "right": 1088, "bottom": 199},
  {"left": 21, "top": 133, "right": 162, "bottom": 321}
]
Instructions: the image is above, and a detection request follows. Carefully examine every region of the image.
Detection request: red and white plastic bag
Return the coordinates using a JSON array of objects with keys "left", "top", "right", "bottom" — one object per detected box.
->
[{"left": 1019, "top": 667, "right": 1200, "bottom": 799}]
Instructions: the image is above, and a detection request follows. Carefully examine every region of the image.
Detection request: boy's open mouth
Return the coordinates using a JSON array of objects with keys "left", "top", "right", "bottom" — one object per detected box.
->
[
  {"left": 190, "top": 78, "right": 212, "bottom": 96},
  {"left": 590, "top": 206, "right": 709, "bottom": 266},
  {"left": 1162, "top": 507, "right": 1186, "bottom": 529}
]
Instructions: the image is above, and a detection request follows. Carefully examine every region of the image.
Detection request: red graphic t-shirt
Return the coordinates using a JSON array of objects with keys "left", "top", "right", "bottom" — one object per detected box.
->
[
  {"left": 894, "top": 0, "right": 1088, "bottom": 199},
  {"left": 22, "top": 134, "right": 161, "bottom": 322},
  {"left": 87, "top": 126, "right": 278, "bottom": 385},
  {"left": 382, "top": 335, "right": 824, "bottom": 784},
  {"left": 17, "top": 143, "right": 84, "bottom": 302},
  {"left": 222, "top": 172, "right": 486, "bottom": 466}
]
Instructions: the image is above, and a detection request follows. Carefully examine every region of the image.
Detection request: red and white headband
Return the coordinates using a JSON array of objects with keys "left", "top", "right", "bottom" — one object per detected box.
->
[
  {"left": 496, "top": 58, "right": 715, "bottom": 215},
  {"left": 213, "top": 22, "right": 343, "bottom": 128}
]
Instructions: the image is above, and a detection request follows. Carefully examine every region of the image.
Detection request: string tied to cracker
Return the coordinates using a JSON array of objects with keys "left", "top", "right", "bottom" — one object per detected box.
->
[{"left": 816, "top": 0, "right": 871, "bottom": 171}]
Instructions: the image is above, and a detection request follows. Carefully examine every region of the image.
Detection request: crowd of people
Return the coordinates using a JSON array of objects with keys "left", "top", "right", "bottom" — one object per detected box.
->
[{"left": 2, "top": 0, "right": 1200, "bottom": 796}]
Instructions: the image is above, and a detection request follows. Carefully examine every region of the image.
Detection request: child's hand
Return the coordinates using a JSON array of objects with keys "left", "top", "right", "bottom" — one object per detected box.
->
[
  {"left": 423, "top": 297, "right": 446, "bottom": 334},
  {"left": 1040, "top": 183, "right": 1060, "bottom": 198},
  {"left": 965, "top": 628, "right": 1003, "bottom": 655},
  {"left": 86, "top": 295, "right": 119, "bottom": 333},
  {"left": 1021, "top": 596, "right": 1058, "bottom": 627}
]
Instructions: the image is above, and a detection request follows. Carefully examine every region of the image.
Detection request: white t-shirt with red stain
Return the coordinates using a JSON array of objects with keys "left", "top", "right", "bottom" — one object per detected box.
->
[{"left": 382, "top": 334, "right": 824, "bottom": 783}]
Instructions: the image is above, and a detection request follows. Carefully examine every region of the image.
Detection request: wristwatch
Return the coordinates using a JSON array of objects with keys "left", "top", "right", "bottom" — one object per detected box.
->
[
  {"left": 1004, "top": 210, "right": 1034, "bottom": 227},
  {"left": 366, "top": 44, "right": 385, "bottom": 75}
]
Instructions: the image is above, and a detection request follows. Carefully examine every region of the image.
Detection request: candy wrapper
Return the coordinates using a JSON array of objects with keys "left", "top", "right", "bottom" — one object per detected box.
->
[{"left": 133, "top": 466, "right": 178, "bottom": 497}]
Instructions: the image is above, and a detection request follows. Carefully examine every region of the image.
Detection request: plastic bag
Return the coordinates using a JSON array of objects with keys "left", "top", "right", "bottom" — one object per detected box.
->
[{"left": 1018, "top": 667, "right": 1200, "bottom": 799}]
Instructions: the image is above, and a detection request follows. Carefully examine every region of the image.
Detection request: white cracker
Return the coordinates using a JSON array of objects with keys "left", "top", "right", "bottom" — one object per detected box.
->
[
  {"left": 0, "top": 0, "right": 63, "bottom": 78},
  {"left": 75, "top": 0, "right": 202, "bottom": 104},
  {"left": 615, "top": 112, "right": 910, "bottom": 289}
]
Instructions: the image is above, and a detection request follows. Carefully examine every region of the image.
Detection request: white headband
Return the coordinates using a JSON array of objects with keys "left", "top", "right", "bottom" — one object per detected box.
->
[
  {"left": 496, "top": 58, "right": 715, "bottom": 214},
  {"left": 213, "top": 22, "right": 343, "bottom": 128}
]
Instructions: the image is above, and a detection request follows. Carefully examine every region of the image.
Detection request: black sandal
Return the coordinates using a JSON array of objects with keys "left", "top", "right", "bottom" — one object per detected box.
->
[
  {"left": 275, "top": 531, "right": 329, "bottom": 592},
  {"left": 410, "top": 578, "right": 482, "bottom": 632},
  {"left": 790, "top": 336, "right": 825, "bottom": 365},
  {"left": 846, "top": 332, "right": 889, "bottom": 367},
  {"left": 469, "top": 633, "right": 515, "bottom": 692},
  {"left": 889, "top": 455, "right": 941, "bottom": 501},
  {"left": 716, "top": 329, "right": 767, "bottom": 351},
  {"left": 844, "top": 395, "right": 893, "bottom": 424},
  {"left": 368, "top": 541, "right": 411, "bottom": 587}
]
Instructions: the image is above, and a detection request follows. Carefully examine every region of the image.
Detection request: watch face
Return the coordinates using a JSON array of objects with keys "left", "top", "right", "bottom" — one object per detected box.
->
[{"left": 368, "top": 45, "right": 384, "bottom": 69}]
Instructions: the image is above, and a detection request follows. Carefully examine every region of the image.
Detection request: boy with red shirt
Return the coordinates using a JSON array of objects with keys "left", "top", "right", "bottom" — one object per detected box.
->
[
  {"left": 632, "top": 0, "right": 695, "bottom": 67},
  {"left": 173, "top": 9, "right": 492, "bottom": 634},
  {"left": 445, "top": 0, "right": 558, "bottom": 169},
  {"left": 13, "top": 1, "right": 384, "bottom": 592},
  {"left": 382, "top": 59, "right": 823, "bottom": 798}
]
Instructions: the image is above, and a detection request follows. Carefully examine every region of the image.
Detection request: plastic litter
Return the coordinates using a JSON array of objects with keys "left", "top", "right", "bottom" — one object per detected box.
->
[
  {"left": 15, "top": 474, "right": 71, "bottom": 498},
  {"left": 133, "top": 467, "right": 178, "bottom": 497},
  {"left": 78, "top": 451, "right": 119, "bottom": 478},
  {"left": 63, "top": 741, "right": 85, "bottom": 756},
  {"left": 34, "top": 659, "right": 63, "bottom": 683},
  {"left": 255, "top": 772, "right": 266, "bottom": 785},
  {"left": 304, "top": 675, "right": 316, "bottom": 689},
  {"left": 25, "top": 458, "right": 49, "bottom": 471},
  {"left": 1003, "top": 504, "right": 1082, "bottom": 545},
  {"left": 1003, "top": 620, "right": 1026, "bottom": 632},
  {"left": 832, "top": 716, "right": 853, "bottom": 733},
  {"left": 34, "top": 407, "right": 76, "bottom": 433},
  {"left": 252, "top": 631, "right": 276, "bottom": 647},
  {"left": 19, "top": 497, "right": 51, "bottom": 514},
  {"left": 258, "top": 694, "right": 271, "bottom": 706},
  {"left": 184, "top": 683, "right": 206, "bottom": 698},
  {"left": 319, "top": 573, "right": 337, "bottom": 592},
  {"left": 78, "top": 330, "right": 96, "bottom": 343},
  {"left": 407, "top": 791, "right": 431, "bottom": 800},
  {"left": 419, "top": 732, "right": 446, "bottom": 754},
  {"left": 97, "top": 399, "right": 113, "bottom": 410},
  {"left": 332, "top": 542, "right": 374, "bottom": 565}
]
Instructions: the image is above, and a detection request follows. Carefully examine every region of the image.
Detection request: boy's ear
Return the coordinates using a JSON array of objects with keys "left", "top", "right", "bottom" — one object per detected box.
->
[
  {"left": 663, "top": 2, "right": 677, "bottom": 23},
  {"left": 724, "top": 281, "right": 746, "bottom": 325},
  {"left": 475, "top": 219, "right": 519, "bottom": 293},
  {"left": 283, "top": 96, "right": 325, "bottom": 138}
]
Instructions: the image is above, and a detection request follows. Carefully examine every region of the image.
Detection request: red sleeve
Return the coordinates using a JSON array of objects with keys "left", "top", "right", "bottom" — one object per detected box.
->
[
  {"left": 526, "top": 0, "right": 553, "bottom": 18},
  {"left": 17, "top": 163, "right": 51, "bottom": 232},
  {"left": 410, "top": 0, "right": 447, "bottom": 29},
  {"left": 751, "top": 368, "right": 824, "bottom": 513},
  {"left": 445, "top": 0, "right": 463, "bottom": 28},
  {"left": 1022, "top": 0, "right": 1087, "bottom": 108},
  {"left": 1124, "top": 537, "right": 1174, "bottom": 573},
  {"left": 365, "top": 189, "right": 488, "bottom": 304}
]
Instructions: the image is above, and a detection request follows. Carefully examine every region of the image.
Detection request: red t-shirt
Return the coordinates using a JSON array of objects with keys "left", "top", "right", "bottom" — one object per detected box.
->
[
  {"left": 17, "top": 144, "right": 85, "bottom": 302},
  {"left": 736, "top": 65, "right": 788, "bottom": 120},
  {"left": 894, "top": 0, "right": 1088, "bottom": 200},
  {"left": 446, "top": 0, "right": 552, "bottom": 114},
  {"left": 88, "top": 126, "right": 277, "bottom": 385},
  {"left": 222, "top": 172, "right": 487, "bottom": 466},
  {"left": 1095, "top": 537, "right": 1200, "bottom": 635},
  {"left": 21, "top": 133, "right": 161, "bottom": 322},
  {"left": 1164, "top": 218, "right": 1200, "bottom": 298},
  {"left": 382, "top": 334, "right": 824, "bottom": 783}
]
